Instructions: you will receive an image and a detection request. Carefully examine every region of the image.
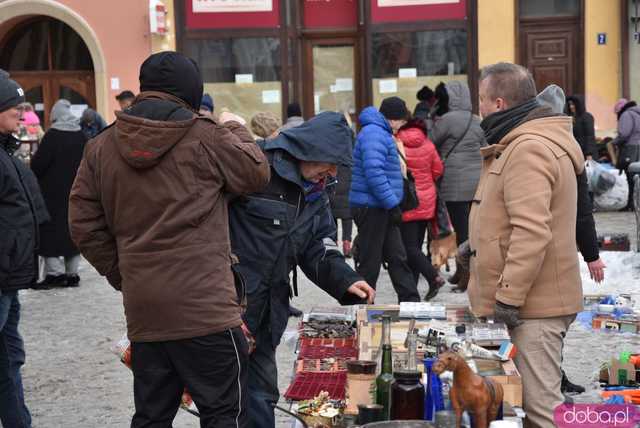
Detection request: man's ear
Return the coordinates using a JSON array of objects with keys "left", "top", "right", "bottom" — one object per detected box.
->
[{"left": 495, "top": 97, "right": 507, "bottom": 111}]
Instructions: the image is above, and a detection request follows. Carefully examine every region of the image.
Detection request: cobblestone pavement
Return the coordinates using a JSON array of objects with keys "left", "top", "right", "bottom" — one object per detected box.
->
[{"left": 17, "top": 211, "right": 638, "bottom": 427}]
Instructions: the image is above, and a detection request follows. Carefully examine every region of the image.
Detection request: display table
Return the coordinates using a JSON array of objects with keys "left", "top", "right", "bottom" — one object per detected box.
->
[{"left": 284, "top": 304, "right": 525, "bottom": 427}]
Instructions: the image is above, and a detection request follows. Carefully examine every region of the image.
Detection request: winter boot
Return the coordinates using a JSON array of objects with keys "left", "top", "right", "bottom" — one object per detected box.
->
[
  {"left": 451, "top": 257, "right": 470, "bottom": 293},
  {"left": 288, "top": 305, "right": 303, "bottom": 318},
  {"left": 448, "top": 269, "right": 460, "bottom": 285},
  {"left": 66, "top": 274, "right": 81, "bottom": 287},
  {"left": 561, "top": 371, "right": 585, "bottom": 394},
  {"left": 424, "top": 276, "right": 445, "bottom": 301},
  {"left": 34, "top": 274, "right": 67, "bottom": 289}
]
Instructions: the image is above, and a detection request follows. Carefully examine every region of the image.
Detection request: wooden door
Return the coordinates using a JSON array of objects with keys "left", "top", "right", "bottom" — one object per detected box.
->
[
  {"left": 11, "top": 72, "right": 95, "bottom": 127},
  {"left": 302, "top": 37, "right": 362, "bottom": 122},
  {"left": 520, "top": 20, "right": 581, "bottom": 96}
]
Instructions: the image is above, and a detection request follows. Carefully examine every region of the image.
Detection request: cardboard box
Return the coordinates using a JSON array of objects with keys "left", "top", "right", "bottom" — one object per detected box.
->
[
  {"left": 609, "top": 358, "right": 637, "bottom": 385},
  {"left": 473, "top": 358, "right": 522, "bottom": 407}
]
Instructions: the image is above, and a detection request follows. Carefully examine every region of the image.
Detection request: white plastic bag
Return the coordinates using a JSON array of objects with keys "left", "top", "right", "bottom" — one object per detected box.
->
[
  {"left": 112, "top": 334, "right": 199, "bottom": 416},
  {"left": 585, "top": 160, "right": 616, "bottom": 195},
  {"left": 594, "top": 170, "right": 629, "bottom": 211}
]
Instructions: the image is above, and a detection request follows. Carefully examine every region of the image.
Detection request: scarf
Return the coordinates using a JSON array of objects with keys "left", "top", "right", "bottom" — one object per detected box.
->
[
  {"left": 0, "top": 132, "right": 18, "bottom": 155},
  {"left": 302, "top": 178, "right": 326, "bottom": 203},
  {"left": 480, "top": 98, "right": 540, "bottom": 147},
  {"left": 50, "top": 99, "right": 81, "bottom": 132}
]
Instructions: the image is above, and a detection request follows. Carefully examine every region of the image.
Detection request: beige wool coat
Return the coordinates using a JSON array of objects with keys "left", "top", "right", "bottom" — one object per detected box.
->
[{"left": 468, "top": 116, "right": 585, "bottom": 319}]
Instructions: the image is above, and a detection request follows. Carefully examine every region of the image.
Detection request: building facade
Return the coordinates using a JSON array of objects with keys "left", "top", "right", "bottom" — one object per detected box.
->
[
  {"left": 0, "top": 0, "right": 629, "bottom": 133},
  {"left": 0, "top": 0, "right": 176, "bottom": 124}
]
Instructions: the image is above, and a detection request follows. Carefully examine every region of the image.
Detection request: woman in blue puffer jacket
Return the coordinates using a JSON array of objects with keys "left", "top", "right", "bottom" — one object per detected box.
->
[
  {"left": 349, "top": 99, "right": 420, "bottom": 303},
  {"left": 350, "top": 106, "right": 404, "bottom": 208}
]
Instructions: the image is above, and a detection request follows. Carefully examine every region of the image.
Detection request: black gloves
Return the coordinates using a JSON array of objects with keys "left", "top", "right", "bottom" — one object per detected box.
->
[
  {"left": 390, "top": 206, "right": 403, "bottom": 225},
  {"left": 494, "top": 300, "right": 523, "bottom": 329}
]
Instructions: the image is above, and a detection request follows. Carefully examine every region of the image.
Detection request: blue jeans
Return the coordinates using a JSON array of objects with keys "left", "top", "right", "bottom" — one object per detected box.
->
[
  {"left": 248, "top": 320, "right": 279, "bottom": 428},
  {"left": 0, "top": 291, "right": 31, "bottom": 428}
]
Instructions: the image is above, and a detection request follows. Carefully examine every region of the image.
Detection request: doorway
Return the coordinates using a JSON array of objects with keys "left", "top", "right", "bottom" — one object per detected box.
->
[
  {"left": 302, "top": 37, "right": 363, "bottom": 123},
  {"left": 0, "top": 17, "right": 95, "bottom": 127},
  {"left": 517, "top": 0, "right": 584, "bottom": 97}
]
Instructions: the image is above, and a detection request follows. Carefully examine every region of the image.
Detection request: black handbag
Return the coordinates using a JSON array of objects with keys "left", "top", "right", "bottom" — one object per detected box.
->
[{"left": 397, "top": 151, "right": 419, "bottom": 212}]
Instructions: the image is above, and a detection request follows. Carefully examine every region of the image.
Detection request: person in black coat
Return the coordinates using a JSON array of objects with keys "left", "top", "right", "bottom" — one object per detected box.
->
[
  {"left": 328, "top": 114, "right": 355, "bottom": 257},
  {"left": 413, "top": 85, "right": 435, "bottom": 122},
  {"left": 0, "top": 70, "right": 50, "bottom": 428},
  {"left": 229, "top": 112, "right": 375, "bottom": 428},
  {"left": 566, "top": 95, "right": 596, "bottom": 159},
  {"left": 31, "top": 99, "right": 87, "bottom": 287}
]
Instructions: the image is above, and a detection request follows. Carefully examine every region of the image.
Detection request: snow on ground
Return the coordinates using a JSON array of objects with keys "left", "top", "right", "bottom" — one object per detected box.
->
[{"left": 15, "top": 212, "right": 640, "bottom": 427}]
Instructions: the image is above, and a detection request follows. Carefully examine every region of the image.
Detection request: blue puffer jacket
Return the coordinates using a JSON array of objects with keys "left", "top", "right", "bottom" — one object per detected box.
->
[{"left": 349, "top": 107, "right": 404, "bottom": 209}]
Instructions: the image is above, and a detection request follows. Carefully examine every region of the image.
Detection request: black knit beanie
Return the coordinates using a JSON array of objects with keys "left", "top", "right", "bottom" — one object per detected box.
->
[
  {"left": 379, "top": 96, "right": 409, "bottom": 120},
  {"left": 139, "top": 52, "right": 203, "bottom": 111},
  {"left": 0, "top": 70, "right": 25, "bottom": 113}
]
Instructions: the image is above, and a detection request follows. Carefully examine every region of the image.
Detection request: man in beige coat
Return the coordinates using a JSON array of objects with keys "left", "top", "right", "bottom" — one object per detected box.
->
[{"left": 469, "top": 62, "right": 584, "bottom": 428}]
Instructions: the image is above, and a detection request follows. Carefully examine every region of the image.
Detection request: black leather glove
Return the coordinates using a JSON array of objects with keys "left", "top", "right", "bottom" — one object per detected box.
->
[
  {"left": 494, "top": 300, "right": 523, "bottom": 329},
  {"left": 390, "top": 206, "right": 403, "bottom": 225}
]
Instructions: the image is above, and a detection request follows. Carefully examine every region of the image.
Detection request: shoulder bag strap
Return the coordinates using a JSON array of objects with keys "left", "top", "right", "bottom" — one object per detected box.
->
[{"left": 442, "top": 112, "right": 473, "bottom": 162}]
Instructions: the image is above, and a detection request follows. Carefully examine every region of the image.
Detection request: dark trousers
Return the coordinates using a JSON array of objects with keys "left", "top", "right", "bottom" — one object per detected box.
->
[
  {"left": 400, "top": 220, "right": 439, "bottom": 286},
  {"left": 247, "top": 320, "right": 280, "bottom": 428},
  {"left": 446, "top": 201, "right": 472, "bottom": 245},
  {"left": 0, "top": 291, "right": 31, "bottom": 428},
  {"left": 131, "top": 328, "right": 249, "bottom": 428},
  {"left": 627, "top": 169, "right": 636, "bottom": 211},
  {"left": 340, "top": 218, "right": 353, "bottom": 242},
  {"left": 353, "top": 207, "right": 419, "bottom": 302}
]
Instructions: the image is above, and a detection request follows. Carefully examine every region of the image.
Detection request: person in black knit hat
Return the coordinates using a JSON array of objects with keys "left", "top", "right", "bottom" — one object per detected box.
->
[
  {"left": 350, "top": 97, "right": 419, "bottom": 303},
  {"left": 69, "top": 53, "right": 271, "bottom": 428},
  {"left": 0, "top": 69, "right": 50, "bottom": 428}
]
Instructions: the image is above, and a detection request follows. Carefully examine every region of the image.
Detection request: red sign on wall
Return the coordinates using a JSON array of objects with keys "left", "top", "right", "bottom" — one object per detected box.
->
[
  {"left": 303, "top": 0, "right": 358, "bottom": 28},
  {"left": 186, "top": 0, "right": 281, "bottom": 29},
  {"left": 371, "top": 0, "right": 466, "bottom": 23}
]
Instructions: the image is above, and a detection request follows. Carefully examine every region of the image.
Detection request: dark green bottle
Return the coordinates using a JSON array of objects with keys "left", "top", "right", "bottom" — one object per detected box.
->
[{"left": 376, "top": 315, "right": 394, "bottom": 420}]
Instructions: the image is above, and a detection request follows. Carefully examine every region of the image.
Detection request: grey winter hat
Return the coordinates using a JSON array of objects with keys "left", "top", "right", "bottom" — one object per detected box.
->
[
  {"left": 0, "top": 69, "right": 25, "bottom": 113},
  {"left": 536, "top": 84, "right": 565, "bottom": 115}
]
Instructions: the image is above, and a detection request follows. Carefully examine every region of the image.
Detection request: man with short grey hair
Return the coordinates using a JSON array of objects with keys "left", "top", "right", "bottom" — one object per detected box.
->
[{"left": 469, "top": 62, "right": 584, "bottom": 428}]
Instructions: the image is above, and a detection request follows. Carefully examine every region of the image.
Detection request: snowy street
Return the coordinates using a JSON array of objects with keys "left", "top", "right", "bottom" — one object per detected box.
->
[{"left": 17, "top": 211, "right": 639, "bottom": 427}]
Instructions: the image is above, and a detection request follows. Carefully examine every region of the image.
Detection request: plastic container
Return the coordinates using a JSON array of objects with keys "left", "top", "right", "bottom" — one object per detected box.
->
[
  {"left": 358, "top": 404, "right": 385, "bottom": 424},
  {"left": 390, "top": 370, "right": 425, "bottom": 420},
  {"left": 345, "top": 360, "right": 377, "bottom": 414},
  {"left": 424, "top": 358, "right": 445, "bottom": 422}
]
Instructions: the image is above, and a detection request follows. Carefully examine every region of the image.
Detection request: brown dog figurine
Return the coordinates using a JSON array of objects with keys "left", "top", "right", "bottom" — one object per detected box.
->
[{"left": 432, "top": 351, "right": 503, "bottom": 428}]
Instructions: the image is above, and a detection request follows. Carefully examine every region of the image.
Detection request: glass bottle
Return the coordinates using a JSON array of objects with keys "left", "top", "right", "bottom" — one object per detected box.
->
[
  {"left": 406, "top": 328, "right": 418, "bottom": 371},
  {"left": 376, "top": 315, "right": 394, "bottom": 420},
  {"left": 390, "top": 370, "right": 425, "bottom": 420}
]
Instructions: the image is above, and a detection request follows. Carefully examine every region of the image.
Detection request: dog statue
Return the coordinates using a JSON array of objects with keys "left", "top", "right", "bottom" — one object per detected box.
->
[{"left": 432, "top": 351, "right": 503, "bottom": 428}]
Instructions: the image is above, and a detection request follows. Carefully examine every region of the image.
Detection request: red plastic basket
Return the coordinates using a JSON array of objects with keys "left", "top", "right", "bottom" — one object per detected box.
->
[
  {"left": 298, "top": 337, "right": 356, "bottom": 348},
  {"left": 284, "top": 372, "right": 347, "bottom": 401},
  {"left": 298, "top": 343, "right": 358, "bottom": 360}
]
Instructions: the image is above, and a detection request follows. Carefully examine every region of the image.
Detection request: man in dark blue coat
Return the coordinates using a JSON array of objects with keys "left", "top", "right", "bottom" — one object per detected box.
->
[{"left": 229, "top": 111, "right": 375, "bottom": 428}]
